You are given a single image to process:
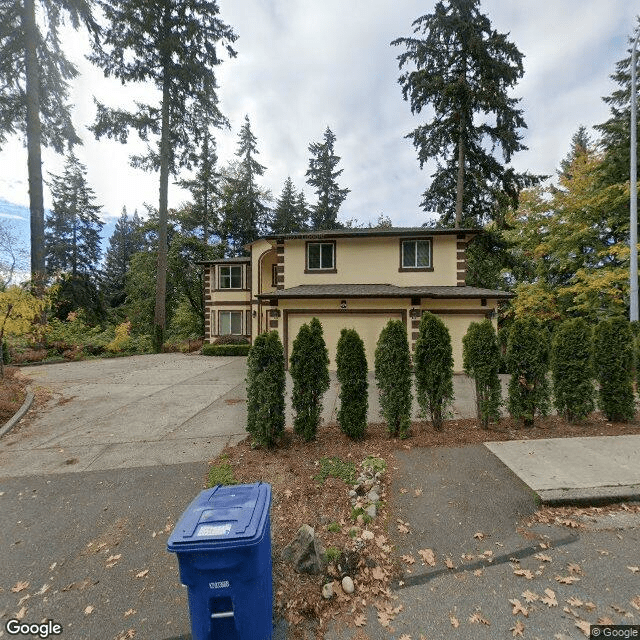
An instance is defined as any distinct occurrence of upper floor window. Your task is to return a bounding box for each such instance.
[401,239,432,269]
[219,265,243,289]
[307,242,335,271]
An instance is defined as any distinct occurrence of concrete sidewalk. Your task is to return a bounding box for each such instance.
[485,435,640,504]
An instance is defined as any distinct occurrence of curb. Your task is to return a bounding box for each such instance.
[0,387,34,439]
[537,485,640,507]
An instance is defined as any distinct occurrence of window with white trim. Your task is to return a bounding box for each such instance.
[219,310,243,336]
[401,239,432,268]
[219,265,243,289]
[307,242,334,270]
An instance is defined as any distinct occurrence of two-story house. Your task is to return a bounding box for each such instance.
[200,228,513,371]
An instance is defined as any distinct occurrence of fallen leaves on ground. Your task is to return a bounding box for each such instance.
[575,620,591,637]
[534,553,552,562]
[513,568,534,580]
[469,610,490,625]
[418,549,436,566]
[444,556,454,569]
[556,575,580,584]
[15,606,26,620]
[628,566,639,573]
[354,614,366,627]
[124,609,136,618]
[511,620,525,637]
[473,532,485,540]
[135,569,149,578]
[449,613,459,628]
[522,590,538,603]
[106,554,122,568]
[509,599,528,616]
[397,520,410,534]
[541,588,558,607]
[401,555,415,565]
[84,605,94,615]
[631,596,640,611]
[11,581,29,593]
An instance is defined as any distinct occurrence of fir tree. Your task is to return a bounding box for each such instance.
[45,151,103,277]
[306,127,350,230]
[392,0,539,228]
[88,0,237,350]
[0,0,97,293]
[219,116,270,255]
[295,189,310,230]
[102,207,144,307]
[271,177,305,234]
[558,126,591,180]
[177,127,220,246]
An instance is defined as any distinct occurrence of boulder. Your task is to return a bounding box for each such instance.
[281,524,327,574]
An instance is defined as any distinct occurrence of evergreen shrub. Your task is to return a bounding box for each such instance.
[246,331,285,447]
[550,318,594,422]
[414,311,453,430]
[202,343,250,356]
[289,318,330,441]
[462,320,501,429]
[336,328,368,439]
[374,319,412,438]
[506,317,550,427]
[593,317,635,421]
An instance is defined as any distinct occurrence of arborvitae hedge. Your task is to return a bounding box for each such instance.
[374,319,412,438]
[414,311,453,430]
[202,343,251,356]
[246,330,285,447]
[593,317,635,422]
[506,317,550,427]
[289,317,330,441]
[462,320,501,429]
[550,318,594,423]
[336,328,368,439]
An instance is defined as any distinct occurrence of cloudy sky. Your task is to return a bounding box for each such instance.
[0,0,638,232]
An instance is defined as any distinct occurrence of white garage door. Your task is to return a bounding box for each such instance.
[435,314,489,372]
[287,313,403,370]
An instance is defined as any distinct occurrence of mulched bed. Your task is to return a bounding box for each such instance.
[0,367,27,423]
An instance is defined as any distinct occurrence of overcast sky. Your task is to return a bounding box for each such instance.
[0,0,638,230]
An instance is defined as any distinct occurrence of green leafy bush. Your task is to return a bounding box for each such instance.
[290,317,330,441]
[202,343,251,356]
[246,331,285,447]
[551,318,594,422]
[414,311,453,430]
[462,320,502,429]
[374,319,412,438]
[506,317,550,427]
[593,317,635,421]
[336,328,368,439]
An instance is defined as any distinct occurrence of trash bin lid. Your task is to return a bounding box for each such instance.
[167,483,271,552]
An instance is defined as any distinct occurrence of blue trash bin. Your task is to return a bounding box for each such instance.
[167,482,272,640]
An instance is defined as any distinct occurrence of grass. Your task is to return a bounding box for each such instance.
[314,456,357,485]
[325,546,341,563]
[207,456,237,487]
[326,522,341,533]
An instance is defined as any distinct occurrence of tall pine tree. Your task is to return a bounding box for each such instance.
[45,151,103,277]
[271,177,305,234]
[219,116,270,255]
[306,127,350,230]
[0,0,97,293]
[102,207,144,307]
[392,0,537,228]
[177,127,220,246]
[88,0,237,350]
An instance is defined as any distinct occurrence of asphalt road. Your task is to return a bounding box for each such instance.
[326,446,640,640]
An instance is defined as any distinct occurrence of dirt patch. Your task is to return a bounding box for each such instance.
[211,413,640,638]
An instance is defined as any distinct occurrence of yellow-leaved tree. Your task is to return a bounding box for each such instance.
[0,286,46,378]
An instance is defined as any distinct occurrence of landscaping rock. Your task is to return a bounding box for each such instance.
[322,582,334,599]
[365,503,377,519]
[281,524,327,574]
[348,489,357,498]
[366,489,380,503]
[341,576,355,594]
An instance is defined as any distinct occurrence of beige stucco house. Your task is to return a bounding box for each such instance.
[200,228,513,371]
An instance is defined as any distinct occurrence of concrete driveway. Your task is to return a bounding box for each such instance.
[0,354,248,478]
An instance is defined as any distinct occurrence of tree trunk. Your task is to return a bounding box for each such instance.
[153,69,171,352]
[455,135,464,230]
[21,0,46,296]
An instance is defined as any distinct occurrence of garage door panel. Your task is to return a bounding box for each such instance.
[287,313,402,370]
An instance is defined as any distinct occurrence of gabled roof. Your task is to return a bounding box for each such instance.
[257,284,513,299]
[260,227,481,242]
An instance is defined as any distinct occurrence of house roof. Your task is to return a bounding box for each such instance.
[259,227,481,242]
[196,256,250,265]
[256,284,514,300]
